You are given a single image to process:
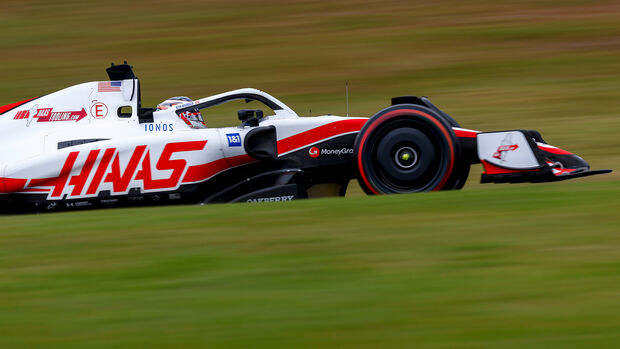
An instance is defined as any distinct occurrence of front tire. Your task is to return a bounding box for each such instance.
[355,105,460,194]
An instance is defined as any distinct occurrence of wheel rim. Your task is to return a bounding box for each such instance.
[362,117,452,193]
[394,146,417,169]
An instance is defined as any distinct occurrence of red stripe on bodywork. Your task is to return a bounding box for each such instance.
[278,119,367,154]
[0,178,28,193]
[453,128,478,138]
[0,97,38,116]
[183,119,365,184]
[28,152,80,198]
[226,154,254,167]
[183,119,368,185]
[481,160,538,175]
[537,144,572,155]
[182,154,254,183]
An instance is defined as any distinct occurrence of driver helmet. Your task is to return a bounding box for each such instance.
[157,96,205,129]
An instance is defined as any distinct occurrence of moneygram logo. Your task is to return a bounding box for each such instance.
[309,147,320,158]
[321,148,354,156]
[309,147,354,158]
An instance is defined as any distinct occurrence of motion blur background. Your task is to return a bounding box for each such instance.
[1,1,619,348]
[1,0,618,181]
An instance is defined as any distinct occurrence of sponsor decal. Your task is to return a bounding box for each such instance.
[176,103,192,109]
[320,148,354,156]
[478,131,539,169]
[91,102,108,119]
[226,133,242,147]
[175,100,199,110]
[144,123,174,132]
[247,195,295,203]
[492,134,519,161]
[101,199,119,205]
[98,81,121,92]
[14,105,87,126]
[24,140,208,200]
[309,147,319,158]
[309,147,353,158]
[14,110,30,120]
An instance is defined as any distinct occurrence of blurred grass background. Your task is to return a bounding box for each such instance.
[1,182,620,348]
[1,0,618,185]
[0,0,619,347]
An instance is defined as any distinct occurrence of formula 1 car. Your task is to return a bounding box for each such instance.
[0,64,611,212]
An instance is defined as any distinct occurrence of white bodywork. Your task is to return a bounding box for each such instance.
[0,78,363,200]
[477,131,541,169]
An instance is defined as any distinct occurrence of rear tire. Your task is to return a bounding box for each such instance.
[355,105,461,194]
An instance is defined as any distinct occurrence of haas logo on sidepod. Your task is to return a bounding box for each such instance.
[24,140,208,200]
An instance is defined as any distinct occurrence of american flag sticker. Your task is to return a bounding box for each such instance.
[98,81,122,92]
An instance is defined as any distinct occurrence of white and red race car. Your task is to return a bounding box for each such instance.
[0,64,611,212]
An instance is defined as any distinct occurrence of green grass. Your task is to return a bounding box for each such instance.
[1,181,619,348]
[1,1,620,347]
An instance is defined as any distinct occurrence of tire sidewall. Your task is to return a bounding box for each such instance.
[354,104,459,194]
